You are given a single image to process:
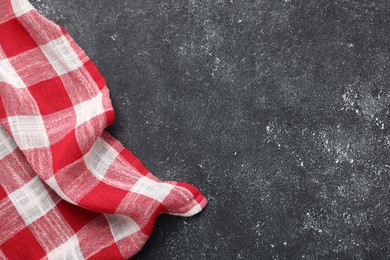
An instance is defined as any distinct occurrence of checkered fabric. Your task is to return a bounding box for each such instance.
[0,0,207,259]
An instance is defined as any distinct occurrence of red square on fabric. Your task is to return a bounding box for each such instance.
[0,18,38,57]
[0,227,45,259]
[28,77,73,115]
[84,60,106,90]
[0,97,6,119]
[56,200,100,233]
[119,149,149,176]
[105,110,115,126]
[79,182,128,214]
[0,185,7,201]
[89,244,123,260]
[51,129,83,173]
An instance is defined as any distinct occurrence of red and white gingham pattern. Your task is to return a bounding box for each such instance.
[0,0,207,258]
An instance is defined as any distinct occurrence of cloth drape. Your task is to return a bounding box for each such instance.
[0,0,207,259]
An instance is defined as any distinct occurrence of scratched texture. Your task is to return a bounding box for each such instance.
[31,0,390,259]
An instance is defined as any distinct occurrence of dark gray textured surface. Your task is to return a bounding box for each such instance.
[31,0,390,259]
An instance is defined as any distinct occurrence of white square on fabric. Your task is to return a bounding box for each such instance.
[40,36,83,76]
[105,214,140,242]
[8,176,55,225]
[131,177,175,202]
[0,59,26,88]
[10,0,35,17]
[8,115,50,150]
[74,92,105,127]
[47,235,83,260]
[84,137,119,180]
[0,125,17,160]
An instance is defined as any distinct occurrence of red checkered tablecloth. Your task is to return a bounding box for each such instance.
[0,0,207,259]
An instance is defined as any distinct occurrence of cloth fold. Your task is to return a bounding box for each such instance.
[0,0,207,259]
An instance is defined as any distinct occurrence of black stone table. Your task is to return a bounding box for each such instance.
[31,0,390,259]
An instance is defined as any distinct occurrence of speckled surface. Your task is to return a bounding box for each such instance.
[30,0,390,259]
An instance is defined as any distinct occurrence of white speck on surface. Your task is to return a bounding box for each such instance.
[111,33,118,41]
